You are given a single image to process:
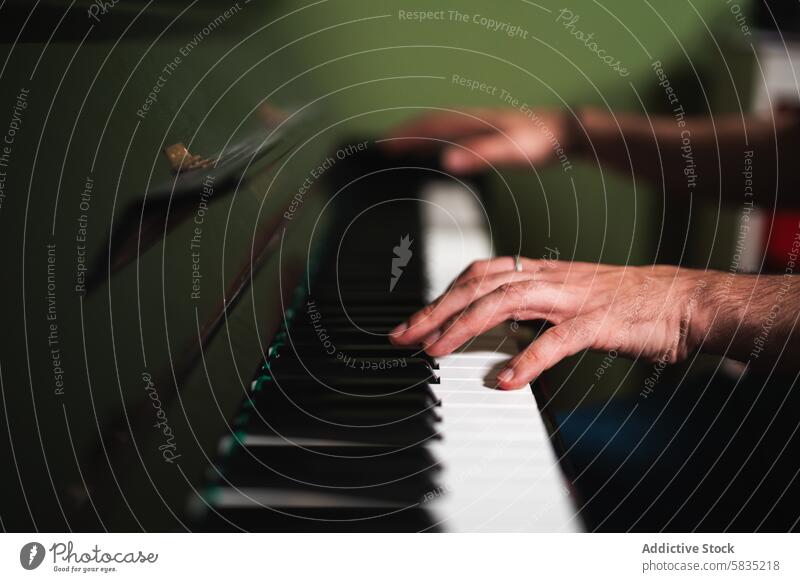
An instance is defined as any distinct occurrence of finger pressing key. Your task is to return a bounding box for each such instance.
[390,271,537,345]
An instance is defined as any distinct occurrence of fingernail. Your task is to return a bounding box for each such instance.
[390,322,408,336]
[421,329,442,347]
[497,368,514,383]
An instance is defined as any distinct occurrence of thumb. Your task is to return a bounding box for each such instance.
[496,318,593,389]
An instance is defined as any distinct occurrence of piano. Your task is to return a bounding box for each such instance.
[0,1,580,532]
[186,153,580,531]
[4,1,800,534]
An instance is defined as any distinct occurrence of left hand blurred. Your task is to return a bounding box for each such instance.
[381,108,575,173]
[389,257,711,389]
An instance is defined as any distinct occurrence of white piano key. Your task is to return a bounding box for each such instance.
[421,180,580,532]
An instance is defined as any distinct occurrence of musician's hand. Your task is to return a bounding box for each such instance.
[389,259,712,389]
[382,109,577,173]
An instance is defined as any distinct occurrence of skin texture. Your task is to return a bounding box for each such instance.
[389,258,800,389]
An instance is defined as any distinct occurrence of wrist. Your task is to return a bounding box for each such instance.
[564,107,591,159]
[664,268,717,359]
[684,269,726,356]
[689,271,768,361]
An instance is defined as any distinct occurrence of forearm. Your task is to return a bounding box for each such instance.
[695,270,800,366]
[573,108,800,208]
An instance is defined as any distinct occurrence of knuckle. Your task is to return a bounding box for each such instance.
[520,278,547,293]
[410,302,437,326]
[464,277,483,293]
[567,317,594,339]
[516,345,541,366]
[455,302,487,330]
[546,324,572,345]
[442,313,464,334]
[423,301,439,316]
[455,306,470,321]
[495,282,516,295]
[492,284,521,310]
[550,317,594,346]
[496,280,537,304]
[466,259,489,278]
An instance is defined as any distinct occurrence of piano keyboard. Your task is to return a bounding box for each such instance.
[190,175,579,531]
[420,182,578,531]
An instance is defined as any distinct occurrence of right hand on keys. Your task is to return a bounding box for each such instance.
[389,257,715,390]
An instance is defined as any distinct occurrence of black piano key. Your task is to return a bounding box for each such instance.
[255,385,439,409]
[267,357,439,387]
[218,445,440,493]
[194,184,445,532]
[196,504,439,533]
[284,329,398,346]
[239,416,442,448]
[282,340,438,368]
[250,392,440,427]
[248,404,440,430]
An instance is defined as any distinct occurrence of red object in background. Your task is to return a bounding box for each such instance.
[764,211,800,270]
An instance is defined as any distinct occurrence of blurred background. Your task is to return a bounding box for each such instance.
[0,0,768,530]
